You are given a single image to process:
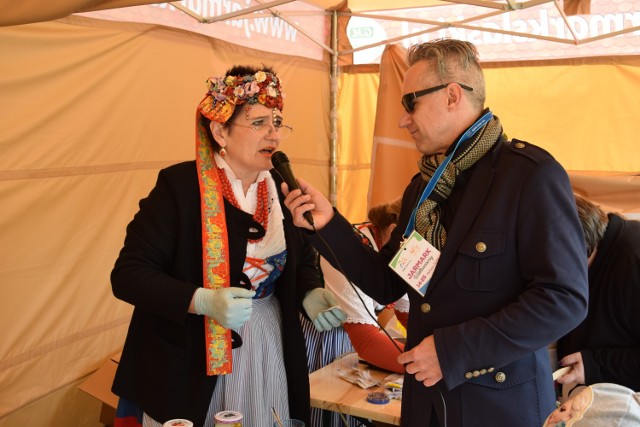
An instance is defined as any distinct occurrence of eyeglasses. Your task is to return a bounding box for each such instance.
[229,120,293,139]
[401,82,474,113]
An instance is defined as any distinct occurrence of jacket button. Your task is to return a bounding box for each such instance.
[488,367,495,373]
[465,372,473,379]
[472,370,480,378]
[480,369,487,375]
[515,142,525,149]
[475,242,487,253]
[495,372,506,383]
[420,303,431,313]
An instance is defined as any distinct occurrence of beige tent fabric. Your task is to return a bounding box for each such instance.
[368,45,640,216]
[0,0,162,26]
[334,65,380,221]
[0,2,638,420]
[368,44,419,212]
[0,16,329,417]
[564,0,591,16]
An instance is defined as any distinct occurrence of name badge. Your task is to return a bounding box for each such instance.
[388,230,441,296]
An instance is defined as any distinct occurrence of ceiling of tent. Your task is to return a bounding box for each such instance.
[3,1,639,63]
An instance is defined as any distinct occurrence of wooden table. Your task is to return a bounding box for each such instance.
[309,352,402,426]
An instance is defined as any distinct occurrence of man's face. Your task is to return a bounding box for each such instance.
[398,61,454,156]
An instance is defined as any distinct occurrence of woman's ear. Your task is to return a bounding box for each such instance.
[210,122,226,147]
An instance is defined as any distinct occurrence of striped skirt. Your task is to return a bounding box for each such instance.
[144,295,289,427]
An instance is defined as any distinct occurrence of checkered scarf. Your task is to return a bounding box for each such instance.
[415,115,503,250]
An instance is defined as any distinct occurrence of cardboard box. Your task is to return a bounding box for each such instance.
[79,353,121,426]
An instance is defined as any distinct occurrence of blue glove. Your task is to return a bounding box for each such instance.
[194,287,256,330]
[303,288,347,332]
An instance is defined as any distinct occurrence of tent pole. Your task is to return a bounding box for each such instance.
[329,11,338,207]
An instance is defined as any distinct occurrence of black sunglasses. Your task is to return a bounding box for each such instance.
[401,82,474,113]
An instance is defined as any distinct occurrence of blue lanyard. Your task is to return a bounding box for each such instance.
[403,111,493,239]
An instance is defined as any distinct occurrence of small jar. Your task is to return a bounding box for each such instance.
[163,420,193,427]
[214,410,243,427]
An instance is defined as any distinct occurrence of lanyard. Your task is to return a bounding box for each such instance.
[403,111,493,239]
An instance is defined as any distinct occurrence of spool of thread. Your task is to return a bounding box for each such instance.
[367,391,390,405]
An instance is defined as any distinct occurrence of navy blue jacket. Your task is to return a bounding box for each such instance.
[311,138,588,427]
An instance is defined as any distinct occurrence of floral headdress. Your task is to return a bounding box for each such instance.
[197,70,285,124]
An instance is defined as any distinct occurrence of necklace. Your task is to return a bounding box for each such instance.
[216,167,269,243]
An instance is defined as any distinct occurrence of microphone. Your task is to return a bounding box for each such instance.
[271,151,315,226]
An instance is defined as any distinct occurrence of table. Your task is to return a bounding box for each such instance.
[309,352,402,426]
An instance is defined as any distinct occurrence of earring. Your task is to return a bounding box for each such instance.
[220,147,227,157]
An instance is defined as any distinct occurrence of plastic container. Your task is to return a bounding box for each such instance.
[214,410,243,427]
[163,420,193,427]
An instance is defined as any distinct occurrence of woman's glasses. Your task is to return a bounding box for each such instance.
[401,82,473,113]
[229,121,293,139]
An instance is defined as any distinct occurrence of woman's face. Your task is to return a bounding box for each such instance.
[212,104,283,182]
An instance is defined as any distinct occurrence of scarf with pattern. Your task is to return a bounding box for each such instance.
[415,115,503,250]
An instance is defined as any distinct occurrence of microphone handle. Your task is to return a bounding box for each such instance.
[276,165,315,226]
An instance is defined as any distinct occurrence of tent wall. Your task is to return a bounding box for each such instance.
[2,5,640,424]
[334,65,380,221]
[0,16,330,419]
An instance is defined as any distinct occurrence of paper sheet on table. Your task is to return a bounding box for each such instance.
[336,367,380,389]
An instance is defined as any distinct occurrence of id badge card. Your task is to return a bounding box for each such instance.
[389,230,441,296]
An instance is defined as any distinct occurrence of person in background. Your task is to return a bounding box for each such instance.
[556,194,640,391]
[302,197,408,427]
[322,197,409,374]
[543,383,640,427]
[284,38,588,427]
[111,65,345,427]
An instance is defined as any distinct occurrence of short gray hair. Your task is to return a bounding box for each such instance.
[407,39,486,110]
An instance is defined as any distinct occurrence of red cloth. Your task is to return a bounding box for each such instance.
[343,322,405,373]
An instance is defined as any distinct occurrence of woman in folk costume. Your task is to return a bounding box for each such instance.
[111,65,345,427]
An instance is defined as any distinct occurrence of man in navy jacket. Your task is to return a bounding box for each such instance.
[283,39,588,427]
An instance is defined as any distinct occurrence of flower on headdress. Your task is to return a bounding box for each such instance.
[198,70,285,124]
[245,81,260,96]
[234,86,245,98]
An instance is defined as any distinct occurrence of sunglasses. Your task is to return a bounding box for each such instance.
[401,82,474,113]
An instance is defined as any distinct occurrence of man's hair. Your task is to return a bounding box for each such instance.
[574,193,608,258]
[407,38,485,110]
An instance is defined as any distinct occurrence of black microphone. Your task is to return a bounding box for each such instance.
[271,151,315,226]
